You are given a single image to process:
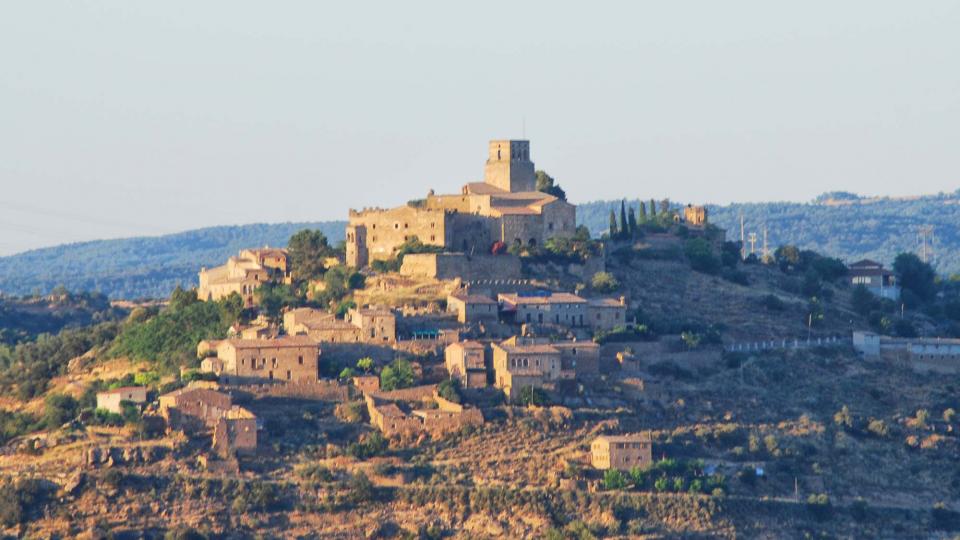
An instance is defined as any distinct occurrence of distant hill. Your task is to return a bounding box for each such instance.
[578,192,960,276]
[3,192,959,300]
[0,222,346,300]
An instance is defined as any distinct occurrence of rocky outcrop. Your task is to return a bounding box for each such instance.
[83,445,167,468]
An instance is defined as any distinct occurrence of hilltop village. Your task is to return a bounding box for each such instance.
[2,140,960,539]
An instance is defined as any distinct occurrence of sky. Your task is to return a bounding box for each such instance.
[1,1,958,256]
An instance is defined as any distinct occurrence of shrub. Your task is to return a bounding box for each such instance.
[653,477,669,492]
[602,469,626,490]
[379,359,415,391]
[437,379,462,403]
[590,272,620,293]
[762,294,785,311]
[43,393,78,429]
[346,431,388,460]
[685,238,720,275]
[516,386,548,407]
[867,418,889,438]
[0,478,51,527]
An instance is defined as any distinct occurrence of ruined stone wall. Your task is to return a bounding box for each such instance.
[346,206,450,265]
[371,384,438,403]
[239,380,349,402]
[216,341,319,384]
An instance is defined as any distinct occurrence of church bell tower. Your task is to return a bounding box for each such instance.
[483,140,536,193]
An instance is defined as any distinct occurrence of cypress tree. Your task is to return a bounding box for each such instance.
[639,201,647,221]
[619,200,628,239]
[627,207,638,238]
[650,199,657,221]
[608,210,618,238]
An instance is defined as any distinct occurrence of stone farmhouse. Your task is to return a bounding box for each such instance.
[199,336,320,384]
[345,140,577,267]
[491,336,600,400]
[848,259,900,300]
[96,386,148,415]
[447,292,498,324]
[591,433,653,471]
[498,291,628,331]
[212,406,258,458]
[444,340,488,388]
[159,383,258,459]
[159,383,233,432]
[198,247,291,308]
[283,306,397,344]
[365,386,483,439]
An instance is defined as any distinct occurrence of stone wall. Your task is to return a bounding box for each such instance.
[239,380,349,402]
[400,253,521,281]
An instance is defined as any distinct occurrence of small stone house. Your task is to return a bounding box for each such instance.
[491,336,600,399]
[96,387,148,415]
[351,375,380,394]
[446,292,498,324]
[586,297,628,331]
[591,433,653,471]
[283,306,397,344]
[159,384,233,431]
[444,341,488,388]
[212,406,258,458]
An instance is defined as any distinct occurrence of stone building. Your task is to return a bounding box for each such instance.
[96,387,148,415]
[159,384,233,432]
[444,340,488,388]
[683,205,708,226]
[586,297,628,331]
[447,292,498,324]
[498,291,627,331]
[283,306,397,344]
[853,331,960,373]
[198,247,290,308]
[351,375,380,394]
[346,140,577,267]
[212,406,258,458]
[200,336,320,384]
[591,433,653,471]
[491,336,599,399]
[365,390,483,439]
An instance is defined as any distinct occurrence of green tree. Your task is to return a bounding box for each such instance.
[627,207,638,238]
[169,286,199,311]
[379,359,415,391]
[619,200,628,239]
[338,367,355,380]
[608,210,618,238]
[437,378,462,403]
[356,357,374,373]
[347,272,366,290]
[659,199,670,217]
[893,253,937,303]
[535,170,566,200]
[639,201,647,221]
[850,285,877,316]
[516,385,548,406]
[43,393,78,429]
[254,283,297,322]
[650,199,657,221]
[590,272,620,293]
[685,238,720,275]
[603,469,627,490]
[288,229,335,281]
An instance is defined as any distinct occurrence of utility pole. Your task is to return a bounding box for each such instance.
[762,226,769,262]
[748,233,757,257]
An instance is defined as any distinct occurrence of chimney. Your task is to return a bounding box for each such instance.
[619,296,626,306]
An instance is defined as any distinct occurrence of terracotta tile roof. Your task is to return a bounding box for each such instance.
[224,336,318,349]
[499,292,587,305]
[595,433,652,444]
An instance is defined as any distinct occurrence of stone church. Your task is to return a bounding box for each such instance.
[345,140,576,267]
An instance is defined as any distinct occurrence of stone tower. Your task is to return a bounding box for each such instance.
[483,140,536,193]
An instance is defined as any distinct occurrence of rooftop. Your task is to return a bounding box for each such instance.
[595,433,652,444]
[224,336,319,349]
[499,292,586,305]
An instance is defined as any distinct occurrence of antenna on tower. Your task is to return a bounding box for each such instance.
[740,211,746,260]
[748,232,758,258]
[762,225,770,262]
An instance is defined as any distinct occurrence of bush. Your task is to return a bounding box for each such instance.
[850,497,869,522]
[516,386,548,407]
[43,393,78,429]
[379,359,416,391]
[932,502,960,530]
[602,469,626,490]
[590,272,620,293]
[437,379,461,403]
[346,431,388,460]
[685,238,720,275]
[0,478,51,527]
[762,294,785,311]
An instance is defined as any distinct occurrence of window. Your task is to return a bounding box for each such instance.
[298,356,303,365]
[286,370,291,380]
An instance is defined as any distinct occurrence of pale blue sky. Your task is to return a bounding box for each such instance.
[1,1,958,255]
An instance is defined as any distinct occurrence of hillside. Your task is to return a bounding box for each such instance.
[0,222,346,300]
[577,192,960,276]
[3,191,960,301]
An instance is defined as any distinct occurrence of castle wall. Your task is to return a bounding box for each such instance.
[400,253,521,281]
[346,206,450,266]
